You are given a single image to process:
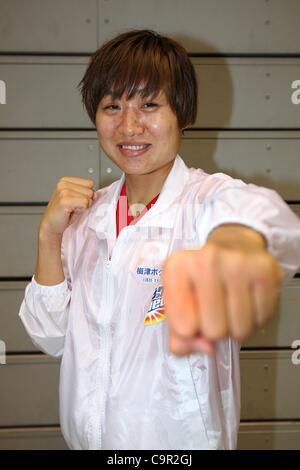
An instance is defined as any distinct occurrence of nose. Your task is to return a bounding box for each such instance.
[118,108,144,136]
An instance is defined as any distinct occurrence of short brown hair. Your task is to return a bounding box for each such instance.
[78,29,198,130]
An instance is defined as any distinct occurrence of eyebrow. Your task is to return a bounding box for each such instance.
[101,91,164,102]
[106,85,163,97]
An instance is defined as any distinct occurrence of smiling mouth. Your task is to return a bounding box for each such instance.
[117,144,152,157]
[118,144,151,150]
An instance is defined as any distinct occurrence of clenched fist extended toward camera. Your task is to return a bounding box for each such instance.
[162,224,283,356]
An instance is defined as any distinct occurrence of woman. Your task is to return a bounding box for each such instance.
[19,29,300,450]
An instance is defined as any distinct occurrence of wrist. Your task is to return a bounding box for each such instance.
[207,224,267,252]
[38,228,63,246]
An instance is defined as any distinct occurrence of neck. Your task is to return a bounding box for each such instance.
[125,159,175,208]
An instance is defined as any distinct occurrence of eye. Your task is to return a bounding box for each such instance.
[104,104,119,110]
[143,102,158,109]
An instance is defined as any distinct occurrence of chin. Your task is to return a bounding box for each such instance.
[118,158,150,171]
[122,166,150,176]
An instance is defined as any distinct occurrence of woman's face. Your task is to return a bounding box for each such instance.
[95,89,182,175]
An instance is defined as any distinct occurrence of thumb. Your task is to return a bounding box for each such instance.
[92,191,100,201]
[69,206,85,226]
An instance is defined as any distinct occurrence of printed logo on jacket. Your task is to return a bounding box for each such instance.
[144,285,166,325]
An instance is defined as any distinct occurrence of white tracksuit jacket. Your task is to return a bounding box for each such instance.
[19,155,300,450]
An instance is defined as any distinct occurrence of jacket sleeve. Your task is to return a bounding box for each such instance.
[196,177,300,285]
[18,235,71,358]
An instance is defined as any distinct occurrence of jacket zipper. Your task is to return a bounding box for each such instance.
[95,257,112,449]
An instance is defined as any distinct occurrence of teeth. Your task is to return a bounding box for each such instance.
[121,144,149,150]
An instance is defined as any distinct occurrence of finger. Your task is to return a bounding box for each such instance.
[190,333,215,355]
[168,331,194,356]
[248,255,283,328]
[61,189,94,211]
[252,281,281,328]
[163,251,198,339]
[59,182,95,199]
[190,250,228,341]
[92,191,100,200]
[226,279,254,342]
[61,176,95,188]
[169,329,215,356]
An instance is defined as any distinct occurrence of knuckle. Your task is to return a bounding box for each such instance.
[230,326,250,343]
[177,322,197,339]
[256,315,268,329]
[226,254,245,281]
[59,188,69,198]
[237,329,252,343]
[202,242,217,259]
[200,244,219,268]
[268,257,284,285]
[256,275,270,287]
[56,179,66,191]
[168,335,188,357]
[163,249,184,271]
[202,323,227,342]
[230,318,254,342]
[254,257,276,285]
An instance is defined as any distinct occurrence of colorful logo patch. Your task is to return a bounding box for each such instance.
[144,285,166,325]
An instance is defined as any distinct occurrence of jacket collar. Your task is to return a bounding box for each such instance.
[87,154,190,235]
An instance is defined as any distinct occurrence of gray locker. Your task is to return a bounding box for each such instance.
[0,427,68,450]
[99,0,300,54]
[2,0,300,54]
[1,57,300,129]
[98,148,121,187]
[0,355,60,426]
[101,130,300,200]
[0,0,97,53]
[0,131,100,202]
[0,206,44,277]
[243,279,300,348]
[193,58,300,129]
[0,422,299,450]
[180,131,300,201]
[237,422,300,450]
[1,422,299,450]
[0,57,90,128]
[0,281,39,352]
[240,350,300,420]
